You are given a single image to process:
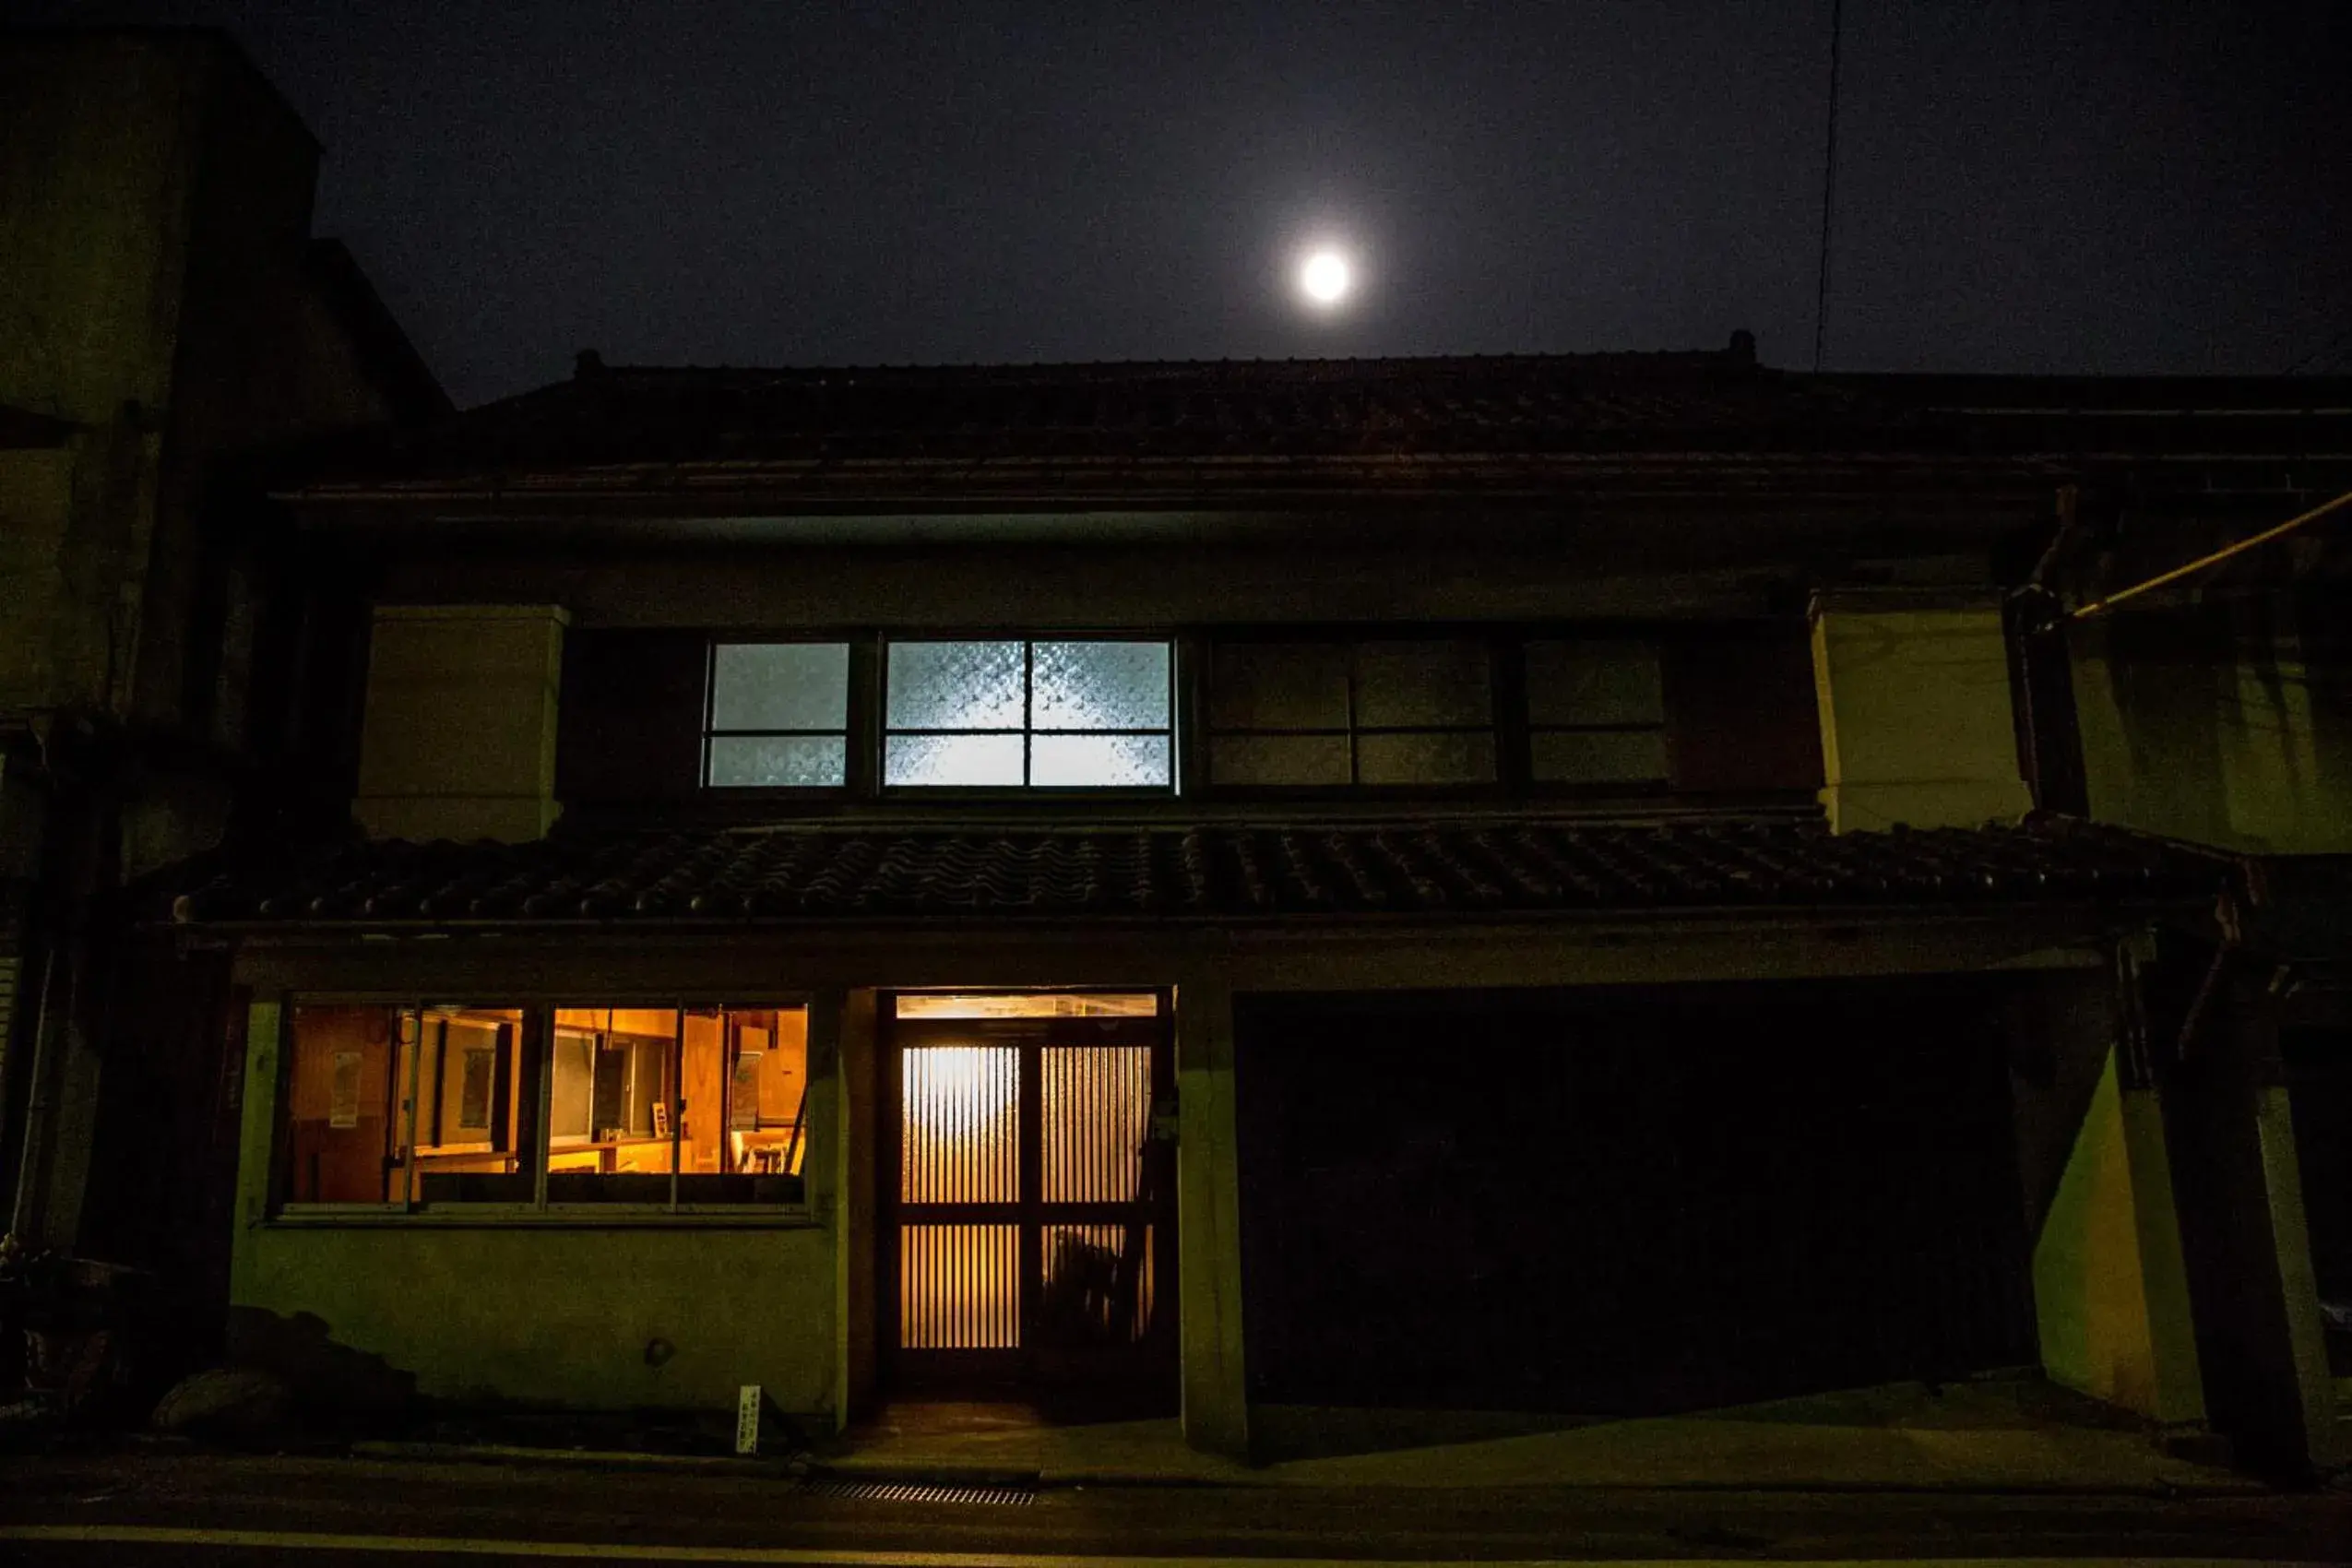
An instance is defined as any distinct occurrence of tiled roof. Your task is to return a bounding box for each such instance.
[278,345,2002,493]
[272,350,2352,509]
[164,817,2225,928]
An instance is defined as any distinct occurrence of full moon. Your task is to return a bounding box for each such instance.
[1300,249,1352,306]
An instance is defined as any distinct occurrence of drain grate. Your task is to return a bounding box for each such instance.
[800,1476,1038,1506]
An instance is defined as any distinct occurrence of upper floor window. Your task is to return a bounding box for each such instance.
[566,622,1821,812]
[884,639,1173,789]
[705,642,851,788]
[1207,639,1495,787]
[1525,639,1667,785]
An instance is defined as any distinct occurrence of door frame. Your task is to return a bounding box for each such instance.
[877,988,1178,1396]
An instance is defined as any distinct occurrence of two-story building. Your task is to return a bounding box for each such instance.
[154,344,2351,1470]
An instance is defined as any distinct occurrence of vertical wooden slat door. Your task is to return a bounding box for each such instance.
[897,1044,1022,1352]
[884,995,1173,1393]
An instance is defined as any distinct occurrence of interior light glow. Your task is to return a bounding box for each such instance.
[905,1046,1017,1132]
[895,992,1160,1019]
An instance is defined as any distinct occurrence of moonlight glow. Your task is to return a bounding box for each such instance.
[1300,249,1353,307]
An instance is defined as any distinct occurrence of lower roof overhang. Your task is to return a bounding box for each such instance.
[157,815,2234,994]
[201,905,2154,1000]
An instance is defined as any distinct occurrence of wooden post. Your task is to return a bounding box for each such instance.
[2166,974,2341,1474]
[1175,963,1250,1459]
[227,997,284,1333]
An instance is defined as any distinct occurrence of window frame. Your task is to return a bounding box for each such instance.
[267,993,819,1226]
[670,622,1731,807]
[700,637,857,793]
[1201,630,1511,796]
[1518,635,1675,797]
[877,632,1180,796]
[1191,624,1705,800]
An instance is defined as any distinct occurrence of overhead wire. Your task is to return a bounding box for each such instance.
[1812,0,1845,374]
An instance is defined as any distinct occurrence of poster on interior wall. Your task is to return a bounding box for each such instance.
[458,1049,495,1131]
[731,1050,765,1130]
[651,1100,671,1139]
[329,1051,363,1129]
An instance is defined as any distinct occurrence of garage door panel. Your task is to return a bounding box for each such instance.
[1235,980,2035,1414]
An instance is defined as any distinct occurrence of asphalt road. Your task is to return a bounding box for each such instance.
[3,1448,2349,1564]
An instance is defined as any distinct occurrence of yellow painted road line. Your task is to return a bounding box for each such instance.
[0,1532,2327,1568]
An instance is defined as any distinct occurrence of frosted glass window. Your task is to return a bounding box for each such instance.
[1532,729,1669,784]
[885,638,1173,790]
[1031,734,1170,787]
[1358,731,1496,785]
[711,644,849,731]
[1032,641,1170,730]
[707,736,848,788]
[1207,644,1349,730]
[1526,640,1664,728]
[705,642,850,788]
[1525,639,1669,786]
[885,641,1026,731]
[1208,734,1351,787]
[885,734,1027,787]
[1355,642,1492,729]
[1206,638,1496,787]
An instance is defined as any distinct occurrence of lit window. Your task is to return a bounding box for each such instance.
[280,1004,528,1206]
[279,1004,808,1212]
[1207,640,1495,786]
[548,1005,807,1205]
[705,642,850,788]
[1525,639,1668,784]
[884,639,1172,789]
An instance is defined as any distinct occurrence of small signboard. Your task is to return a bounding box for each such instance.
[736,1384,764,1455]
[329,1051,362,1129]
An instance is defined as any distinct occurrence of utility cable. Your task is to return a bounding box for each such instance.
[1812,0,1845,374]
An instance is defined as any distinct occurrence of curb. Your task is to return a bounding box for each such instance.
[343,1439,2273,1500]
[347,1440,806,1479]
[350,1442,1239,1490]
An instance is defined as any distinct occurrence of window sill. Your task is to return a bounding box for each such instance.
[263,1205,819,1230]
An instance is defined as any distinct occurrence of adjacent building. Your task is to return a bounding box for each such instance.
[0,26,445,1366]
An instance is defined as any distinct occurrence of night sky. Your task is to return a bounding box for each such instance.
[20,1,2352,408]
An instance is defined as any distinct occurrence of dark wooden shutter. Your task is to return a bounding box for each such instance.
[556,629,707,810]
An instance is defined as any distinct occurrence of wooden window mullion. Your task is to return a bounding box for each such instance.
[665,1007,683,1212]
[1344,641,1361,786]
[849,636,881,798]
[1497,636,1532,794]
[518,1008,552,1209]
[701,639,719,792]
[398,1009,427,1206]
